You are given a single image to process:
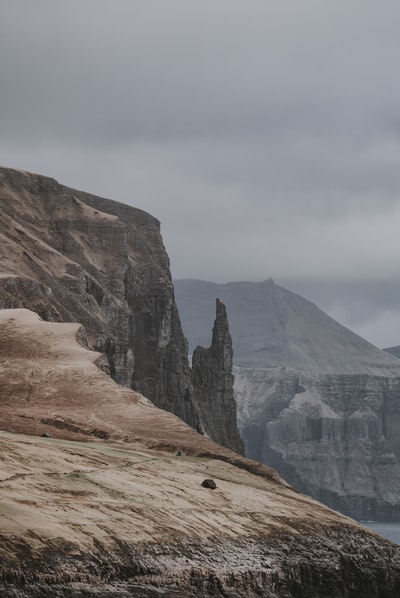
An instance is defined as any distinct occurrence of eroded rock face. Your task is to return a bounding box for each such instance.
[192,299,245,454]
[236,366,400,520]
[2,529,400,597]
[175,278,400,520]
[1,259,400,597]
[0,167,241,452]
[175,278,400,375]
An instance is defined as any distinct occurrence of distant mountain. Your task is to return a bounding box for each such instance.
[384,346,400,359]
[175,278,400,519]
[174,278,400,376]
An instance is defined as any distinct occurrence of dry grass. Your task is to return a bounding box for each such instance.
[0,309,372,561]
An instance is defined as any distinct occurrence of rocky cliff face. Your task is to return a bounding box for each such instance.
[175,278,400,375]
[235,366,400,520]
[175,278,400,520]
[0,166,240,452]
[1,308,400,598]
[192,299,244,454]
[3,524,400,597]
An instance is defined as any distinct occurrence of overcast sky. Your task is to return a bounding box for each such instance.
[1,1,400,347]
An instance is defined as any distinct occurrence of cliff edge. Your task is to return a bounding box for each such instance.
[0,308,399,597]
[175,279,400,520]
[0,166,241,453]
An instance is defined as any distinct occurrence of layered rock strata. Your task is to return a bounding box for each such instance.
[0,166,239,452]
[175,278,400,520]
[235,366,400,520]
[192,299,244,454]
[1,308,400,597]
[2,523,400,597]
[174,278,400,375]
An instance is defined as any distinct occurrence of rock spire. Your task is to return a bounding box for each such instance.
[192,299,245,454]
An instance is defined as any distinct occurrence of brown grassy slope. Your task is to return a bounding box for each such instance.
[0,308,278,474]
[0,308,362,545]
[2,309,400,597]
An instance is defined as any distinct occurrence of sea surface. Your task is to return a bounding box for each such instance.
[362,522,400,545]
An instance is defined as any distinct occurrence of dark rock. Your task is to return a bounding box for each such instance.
[175,278,400,520]
[1,530,400,597]
[201,478,217,489]
[0,167,244,453]
[175,278,400,375]
[41,432,51,438]
[0,167,196,428]
[192,299,245,455]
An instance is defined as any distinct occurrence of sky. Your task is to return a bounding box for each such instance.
[1,1,400,348]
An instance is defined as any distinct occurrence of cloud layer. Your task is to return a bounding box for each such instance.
[2,1,400,345]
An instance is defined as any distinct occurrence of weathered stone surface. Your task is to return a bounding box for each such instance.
[1,530,400,597]
[235,366,400,520]
[192,299,245,454]
[175,278,400,375]
[0,265,400,597]
[175,278,400,520]
[0,167,243,453]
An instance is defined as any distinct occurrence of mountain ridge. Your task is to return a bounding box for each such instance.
[384,345,400,359]
[174,278,400,375]
[175,278,400,519]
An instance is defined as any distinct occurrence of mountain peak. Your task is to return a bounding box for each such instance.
[174,278,400,376]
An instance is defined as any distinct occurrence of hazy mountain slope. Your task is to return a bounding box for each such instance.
[175,278,400,519]
[384,346,400,359]
[2,308,399,596]
[175,278,400,375]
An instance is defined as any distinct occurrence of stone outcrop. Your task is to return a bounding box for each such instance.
[0,167,241,452]
[192,299,244,454]
[2,527,400,597]
[235,366,400,521]
[1,307,400,597]
[175,278,400,375]
[175,278,400,520]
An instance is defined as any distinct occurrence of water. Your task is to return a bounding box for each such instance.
[362,522,400,545]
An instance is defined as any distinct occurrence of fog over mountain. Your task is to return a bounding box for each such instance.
[175,278,400,520]
[2,2,400,348]
[175,278,400,375]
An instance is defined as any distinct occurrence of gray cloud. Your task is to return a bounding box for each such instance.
[1,1,400,346]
